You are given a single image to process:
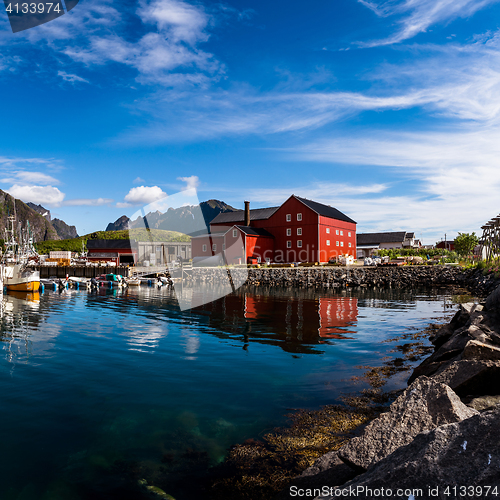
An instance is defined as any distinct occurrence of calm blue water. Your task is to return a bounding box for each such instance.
[0,285,455,500]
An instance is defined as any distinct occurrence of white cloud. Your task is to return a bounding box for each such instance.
[7,184,65,206]
[137,0,209,45]
[58,71,89,83]
[123,185,167,204]
[178,175,199,190]
[63,198,114,206]
[133,176,145,184]
[358,0,500,46]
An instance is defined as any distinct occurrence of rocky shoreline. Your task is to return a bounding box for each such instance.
[272,282,500,499]
[191,266,500,298]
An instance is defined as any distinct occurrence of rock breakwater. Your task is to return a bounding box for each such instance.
[191,266,500,297]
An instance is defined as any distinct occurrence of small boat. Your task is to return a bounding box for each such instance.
[127,278,141,286]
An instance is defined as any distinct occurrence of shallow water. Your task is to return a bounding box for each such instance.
[0,285,455,499]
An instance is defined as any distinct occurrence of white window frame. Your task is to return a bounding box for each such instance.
[348,232,351,237]
[202,244,207,252]
[340,230,344,236]
[233,229,237,238]
[336,241,339,247]
[326,240,330,246]
[286,228,292,236]
[297,240,302,248]
[336,229,339,235]
[341,241,344,247]
[212,244,217,252]
[287,240,292,248]
[348,242,351,248]
[297,213,302,221]
[297,228,302,235]
[326,228,330,234]
[286,214,291,222]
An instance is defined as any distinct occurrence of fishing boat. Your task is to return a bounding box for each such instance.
[2,215,40,292]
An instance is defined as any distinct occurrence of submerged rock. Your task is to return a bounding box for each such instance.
[275,452,358,499]
[337,377,477,471]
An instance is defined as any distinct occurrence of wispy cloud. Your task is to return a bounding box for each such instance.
[63,198,114,206]
[358,0,500,46]
[0,0,228,87]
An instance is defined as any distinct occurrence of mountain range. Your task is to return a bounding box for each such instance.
[106,199,237,234]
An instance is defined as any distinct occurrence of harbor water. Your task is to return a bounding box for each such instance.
[0,285,455,499]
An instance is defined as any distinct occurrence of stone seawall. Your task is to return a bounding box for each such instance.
[191,266,500,296]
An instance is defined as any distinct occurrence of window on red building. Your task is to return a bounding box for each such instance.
[287,241,291,248]
[327,240,330,246]
[286,228,291,236]
[297,228,302,235]
[202,244,207,252]
[297,240,302,247]
[286,214,291,221]
[297,213,302,221]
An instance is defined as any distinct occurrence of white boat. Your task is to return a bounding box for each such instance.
[127,278,141,286]
[2,215,40,293]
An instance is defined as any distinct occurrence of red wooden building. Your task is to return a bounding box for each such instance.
[191,195,356,264]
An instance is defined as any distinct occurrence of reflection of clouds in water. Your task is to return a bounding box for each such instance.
[124,323,168,352]
[181,329,199,360]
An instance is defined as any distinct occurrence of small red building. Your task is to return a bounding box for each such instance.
[87,239,138,265]
[192,195,356,264]
[436,241,455,251]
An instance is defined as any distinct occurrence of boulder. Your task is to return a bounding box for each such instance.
[337,377,477,470]
[275,452,358,499]
[433,359,500,397]
[318,407,500,500]
[465,395,500,412]
[463,340,500,361]
[485,284,500,312]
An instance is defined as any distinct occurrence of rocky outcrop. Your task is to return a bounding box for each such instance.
[106,215,131,231]
[0,189,59,242]
[319,407,500,499]
[276,284,500,500]
[337,377,477,471]
[52,218,78,239]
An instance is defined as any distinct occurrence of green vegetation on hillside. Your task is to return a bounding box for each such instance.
[35,229,190,254]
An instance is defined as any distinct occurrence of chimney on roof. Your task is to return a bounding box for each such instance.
[244,200,250,227]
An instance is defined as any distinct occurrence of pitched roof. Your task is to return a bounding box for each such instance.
[210,206,279,224]
[405,232,415,239]
[87,239,138,250]
[294,196,356,224]
[356,232,407,245]
[235,226,274,237]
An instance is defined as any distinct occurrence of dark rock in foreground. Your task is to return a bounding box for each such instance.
[319,407,500,500]
[337,377,477,471]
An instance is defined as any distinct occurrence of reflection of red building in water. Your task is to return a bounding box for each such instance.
[191,195,356,264]
[193,291,358,342]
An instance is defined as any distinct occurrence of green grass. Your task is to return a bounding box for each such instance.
[35,229,190,254]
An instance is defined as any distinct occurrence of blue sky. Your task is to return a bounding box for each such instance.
[1,0,500,243]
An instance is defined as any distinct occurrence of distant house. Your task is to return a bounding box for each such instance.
[191,195,357,264]
[356,231,419,258]
[436,240,455,251]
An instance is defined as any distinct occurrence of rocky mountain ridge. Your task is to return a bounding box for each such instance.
[0,190,60,242]
[106,199,237,234]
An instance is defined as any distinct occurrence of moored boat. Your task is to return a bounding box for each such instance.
[2,215,41,292]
